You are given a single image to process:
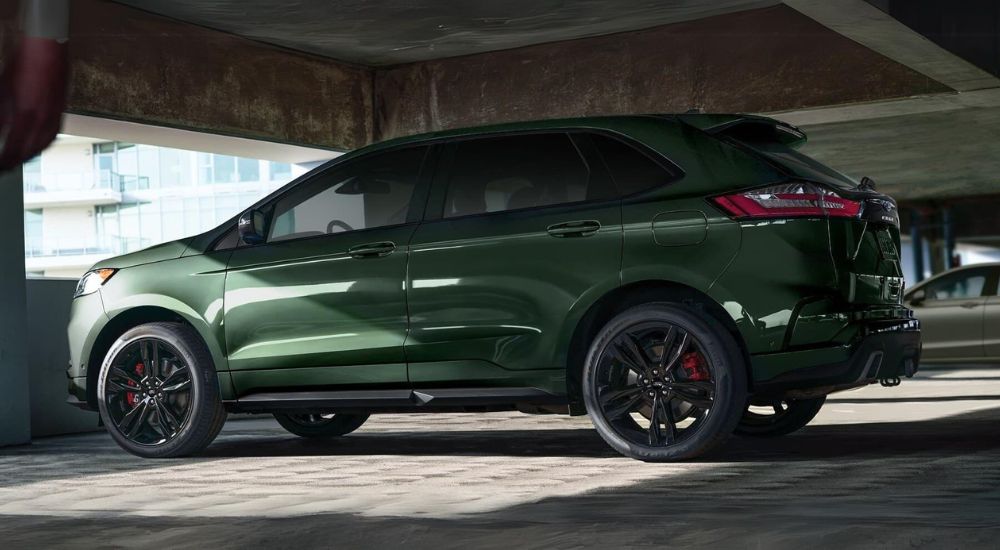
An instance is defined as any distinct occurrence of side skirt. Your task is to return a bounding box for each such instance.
[223,387,567,414]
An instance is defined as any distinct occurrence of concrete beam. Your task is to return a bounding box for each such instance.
[785,90,1000,201]
[65,0,373,151]
[785,0,1000,92]
[373,5,949,140]
[62,114,338,163]
[0,168,31,447]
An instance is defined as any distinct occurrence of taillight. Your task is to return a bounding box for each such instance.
[712,183,862,220]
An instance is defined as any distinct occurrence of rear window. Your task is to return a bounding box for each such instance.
[591,134,677,196]
[721,124,857,190]
[741,138,858,190]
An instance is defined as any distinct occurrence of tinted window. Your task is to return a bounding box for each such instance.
[592,134,675,196]
[443,133,610,218]
[268,147,427,242]
[923,268,990,300]
[214,227,240,250]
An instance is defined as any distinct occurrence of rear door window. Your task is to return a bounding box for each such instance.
[591,134,678,196]
[442,133,614,218]
[922,268,993,301]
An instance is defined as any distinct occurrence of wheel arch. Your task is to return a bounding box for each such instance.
[563,280,752,409]
[84,305,225,409]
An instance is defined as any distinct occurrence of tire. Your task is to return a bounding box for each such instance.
[273,413,369,438]
[97,322,226,458]
[583,302,748,461]
[735,396,825,437]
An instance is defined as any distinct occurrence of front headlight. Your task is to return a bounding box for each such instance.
[74,268,117,298]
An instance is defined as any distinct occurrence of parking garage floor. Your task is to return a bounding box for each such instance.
[2,365,999,549]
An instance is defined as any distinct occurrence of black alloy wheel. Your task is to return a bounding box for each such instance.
[273,412,369,438]
[98,322,226,458]
[584,303,746,461]
[103,338,192,446]
[735,396,826,437]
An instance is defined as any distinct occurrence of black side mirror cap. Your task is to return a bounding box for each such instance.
[238,209,267,245]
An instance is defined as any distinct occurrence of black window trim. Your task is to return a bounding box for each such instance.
[211,125,683,250]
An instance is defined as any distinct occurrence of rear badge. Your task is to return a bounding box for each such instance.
[876,231,898,260]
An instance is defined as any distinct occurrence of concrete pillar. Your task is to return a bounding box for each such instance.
[941,207,955,269]
[910,209,925,283]
[0,168,31,446]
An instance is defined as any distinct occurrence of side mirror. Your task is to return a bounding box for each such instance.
[238,209,266,245]
[908,289,926,306]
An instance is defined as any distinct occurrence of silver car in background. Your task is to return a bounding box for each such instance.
[904,263,1000,362]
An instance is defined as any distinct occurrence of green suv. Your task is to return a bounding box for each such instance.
[67,115,920,461]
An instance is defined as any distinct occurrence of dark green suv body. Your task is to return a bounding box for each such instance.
[67,115,921,460]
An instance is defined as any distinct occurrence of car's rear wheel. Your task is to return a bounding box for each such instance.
[735,396,825,437]
[583,303,747,461]
[273,413,369,438]
[97,322,226,458]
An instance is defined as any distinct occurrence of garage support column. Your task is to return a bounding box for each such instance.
[910,209,925,283]
[941,207,955,269]
[0,168,31,447]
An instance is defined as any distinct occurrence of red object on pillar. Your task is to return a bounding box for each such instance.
[0,0,70,170]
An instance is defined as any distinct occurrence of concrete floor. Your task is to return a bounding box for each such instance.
[2,365,999,549]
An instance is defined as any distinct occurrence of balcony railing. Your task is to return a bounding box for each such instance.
[23,171,149,194]
[24,236,152,259]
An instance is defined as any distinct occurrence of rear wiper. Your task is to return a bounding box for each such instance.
[859,176,877,191]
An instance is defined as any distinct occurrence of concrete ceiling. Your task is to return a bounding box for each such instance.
[796,91,1000,202]
[112,0,778,66]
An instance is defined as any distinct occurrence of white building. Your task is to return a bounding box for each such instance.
[24,135,309,278]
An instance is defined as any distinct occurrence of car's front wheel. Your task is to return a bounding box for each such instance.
[273,413,369,438]
[97,322,227,458]
[583,303,747,461]
[735,396,825,437]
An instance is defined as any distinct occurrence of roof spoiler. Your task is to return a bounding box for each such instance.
[677,114,808,149]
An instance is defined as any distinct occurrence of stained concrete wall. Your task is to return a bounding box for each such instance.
[65,0,374,151]
[2,2,950,151]
[374,5,950,139]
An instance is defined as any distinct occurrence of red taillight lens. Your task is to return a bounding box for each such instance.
[712,183,861,220]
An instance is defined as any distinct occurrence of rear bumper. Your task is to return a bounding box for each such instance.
[751,318,921,397]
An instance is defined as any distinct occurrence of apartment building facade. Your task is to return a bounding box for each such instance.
[24,136,308,278]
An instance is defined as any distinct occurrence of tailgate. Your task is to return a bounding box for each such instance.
[693,114,906,305]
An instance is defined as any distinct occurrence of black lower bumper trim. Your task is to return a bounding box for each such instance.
[755,319,921,397]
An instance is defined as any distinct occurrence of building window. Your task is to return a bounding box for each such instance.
[23,156,42,192]
[237,158,260,182]
[270,161,292,181]
[28,135,311,278]
[24,209,42,255]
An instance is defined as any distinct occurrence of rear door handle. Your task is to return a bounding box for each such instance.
[348,241,396,258]
[547,220,601,238]
[961,301,982,309]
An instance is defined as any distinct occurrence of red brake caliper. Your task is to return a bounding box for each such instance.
[125,362,145,408]
[680,351,710,381]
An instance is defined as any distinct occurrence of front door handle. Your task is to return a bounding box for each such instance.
[348,241,396,258]
[547,220,601,238]
[961,301,982,309]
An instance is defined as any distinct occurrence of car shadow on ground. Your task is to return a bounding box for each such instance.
[198,404,1000,461]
